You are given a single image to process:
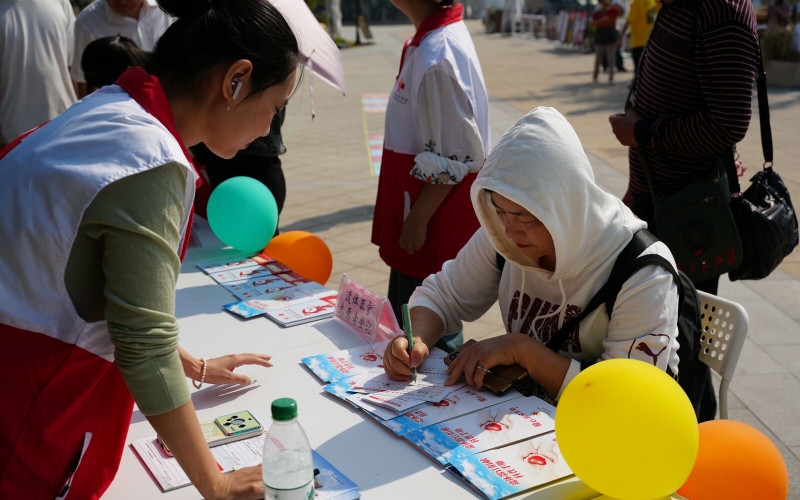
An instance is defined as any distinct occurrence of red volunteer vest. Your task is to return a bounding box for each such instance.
[0,68,197,500]
[371,5,482,280]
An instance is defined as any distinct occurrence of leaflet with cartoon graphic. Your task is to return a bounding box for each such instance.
[344,370,465,403]
[303,343,448,384]
[324,377,428,423]
[303,341,392,382]
[281,271,313,285]
[223,283,335,318]
[311,449,361,500]
[222,276,293,300]
[210,261,292,284]
[210,266,276,284]
[132,433,263,492]
[265,294,339,327]
[133,432,360,497]
[447,433,573,500]
[361,387,438,413]
[381,386,522,436]
[405,397,556,465]
[196,253,275,274]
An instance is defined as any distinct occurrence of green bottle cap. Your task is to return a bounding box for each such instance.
[271,398,298,421]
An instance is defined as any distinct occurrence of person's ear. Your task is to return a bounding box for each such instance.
[221,59,254,106]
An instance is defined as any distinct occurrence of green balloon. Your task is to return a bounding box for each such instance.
[207,177,278,252]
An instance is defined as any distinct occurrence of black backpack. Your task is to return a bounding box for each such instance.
[497,230,716,421]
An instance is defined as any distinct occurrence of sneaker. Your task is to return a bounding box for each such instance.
[609,79,614,85]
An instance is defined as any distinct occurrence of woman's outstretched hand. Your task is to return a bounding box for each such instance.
[204,353,273,385]
[180,347,272,386]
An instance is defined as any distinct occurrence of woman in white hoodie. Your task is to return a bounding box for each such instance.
[383,107,680,402]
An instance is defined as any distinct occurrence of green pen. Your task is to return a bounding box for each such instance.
[402,304,417,385]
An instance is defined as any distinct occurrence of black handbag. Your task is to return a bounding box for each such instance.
[627,6,797,283]
[727,57,799,281]
[625,3,744,284]
[637,148,743,283]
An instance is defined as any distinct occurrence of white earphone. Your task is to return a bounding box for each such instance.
[231,78,242,100]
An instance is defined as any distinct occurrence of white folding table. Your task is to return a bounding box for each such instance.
[104,230,670,500]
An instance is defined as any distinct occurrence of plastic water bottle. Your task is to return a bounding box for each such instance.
[263,398,314,500]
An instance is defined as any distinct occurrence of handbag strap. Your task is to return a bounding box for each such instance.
[719,39,773,196]
[756,52,774,168]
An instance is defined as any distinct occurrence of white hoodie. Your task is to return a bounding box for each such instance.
[410,107,679,400]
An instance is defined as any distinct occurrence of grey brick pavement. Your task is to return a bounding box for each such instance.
[276,21,800,498]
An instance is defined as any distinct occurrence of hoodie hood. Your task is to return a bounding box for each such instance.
[471,107,645,281]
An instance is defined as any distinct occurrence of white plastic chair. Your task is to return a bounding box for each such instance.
[697,291,749,419]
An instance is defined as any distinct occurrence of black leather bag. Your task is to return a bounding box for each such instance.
[727,57,799,281]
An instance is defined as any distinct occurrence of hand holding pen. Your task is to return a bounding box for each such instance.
[402,304,417,385]
[382,305,430,382]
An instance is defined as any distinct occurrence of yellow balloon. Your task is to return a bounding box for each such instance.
[555,359,698,500]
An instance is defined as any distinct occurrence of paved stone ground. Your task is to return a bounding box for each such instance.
[277,21,800,497]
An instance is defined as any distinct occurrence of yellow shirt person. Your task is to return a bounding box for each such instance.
[617,0,660,70]
[629,0,660,48]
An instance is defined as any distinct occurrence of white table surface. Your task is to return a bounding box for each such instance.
[102,233,607,500]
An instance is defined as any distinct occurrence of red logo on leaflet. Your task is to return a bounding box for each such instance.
[484,422,503,432]
[397,78,405,90]
[526,455,548,466]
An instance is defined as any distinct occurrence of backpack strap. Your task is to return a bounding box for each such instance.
[545,230,684,353]
[496,252,506,272]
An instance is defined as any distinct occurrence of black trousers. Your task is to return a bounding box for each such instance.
[388,269,463,353]
[631,193,719,295]
[631,46,644,71]
[200,152,286,236]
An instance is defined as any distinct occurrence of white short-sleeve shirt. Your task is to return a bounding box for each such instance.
[0,0,77,141]
[71,0,173,83]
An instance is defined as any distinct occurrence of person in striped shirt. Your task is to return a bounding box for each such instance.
[608,0,759,295]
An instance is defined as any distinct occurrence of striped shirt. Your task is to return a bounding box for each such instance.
[629,0,759,195]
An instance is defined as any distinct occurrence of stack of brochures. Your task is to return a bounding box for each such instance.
[197,254,337,327]
[302,342,574,500]
[133,433,360,499]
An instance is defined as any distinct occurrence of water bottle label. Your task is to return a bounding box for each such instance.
[264,480,314,500]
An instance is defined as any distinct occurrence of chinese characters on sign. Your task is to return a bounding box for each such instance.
[334,275,400,343]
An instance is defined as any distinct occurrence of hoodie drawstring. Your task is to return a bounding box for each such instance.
[531,278,567,336]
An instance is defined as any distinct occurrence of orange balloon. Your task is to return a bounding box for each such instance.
[678,420,788,500]
[263,231,333,285]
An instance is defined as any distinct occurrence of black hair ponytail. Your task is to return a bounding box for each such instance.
[82,35,152,92]
[153,0,300,100]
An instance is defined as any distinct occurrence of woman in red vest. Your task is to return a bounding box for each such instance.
[0,0,299,498]
[371,0,491,350]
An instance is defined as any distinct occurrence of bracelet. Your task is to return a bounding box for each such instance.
[192,358,207,389]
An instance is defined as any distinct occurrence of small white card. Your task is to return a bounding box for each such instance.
[265,295,338,327]
[346,370,466,403]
